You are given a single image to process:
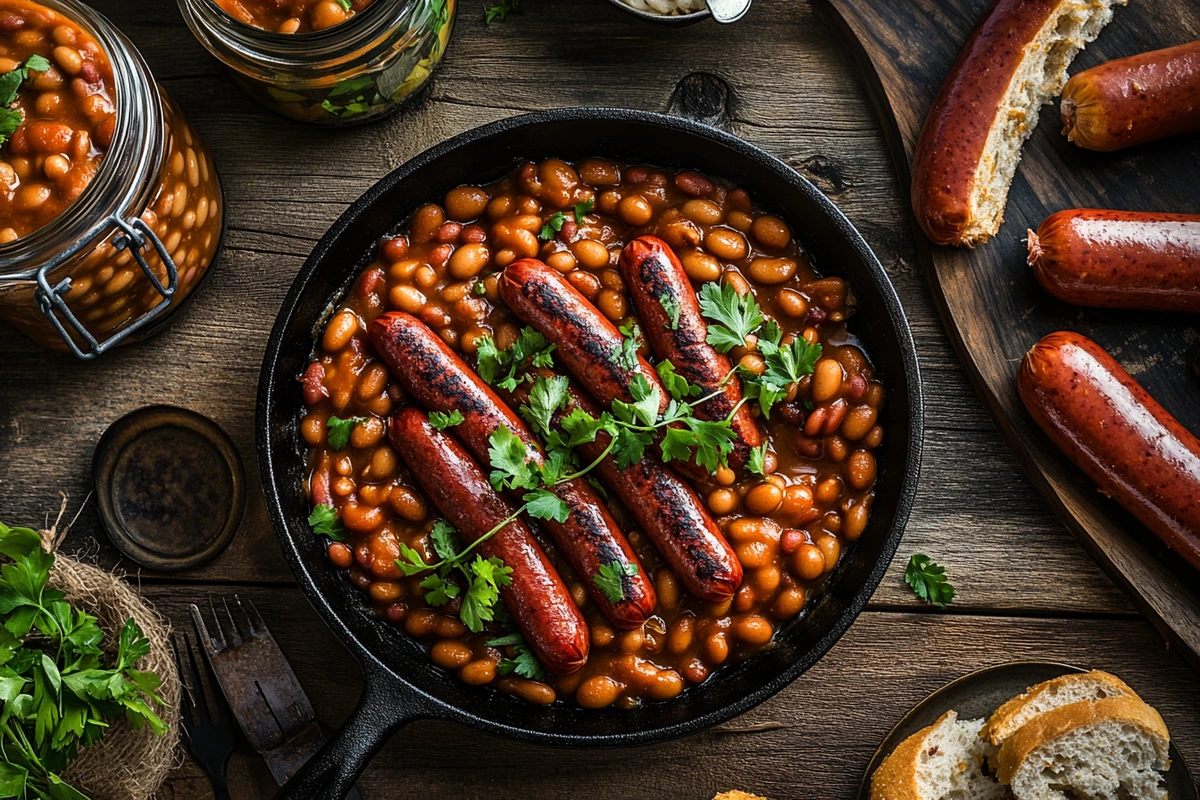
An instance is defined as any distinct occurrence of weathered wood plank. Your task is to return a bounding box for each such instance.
[137,585,1197,799]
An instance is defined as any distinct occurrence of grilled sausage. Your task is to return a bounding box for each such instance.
[1028,209,1200,312]
[389,408,589,675]
[1019,331,1200,571]
[507,373,743,603]
[619,236,764,471]
[1062,40,1200,152]
[910,0,1124,246]
[369,311,655,628]
[499,258,668,413]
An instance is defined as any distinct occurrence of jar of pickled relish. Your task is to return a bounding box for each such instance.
[177,0,455,126]
[0,0,224,359]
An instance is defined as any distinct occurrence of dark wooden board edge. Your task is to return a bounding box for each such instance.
[812,0,1200,673]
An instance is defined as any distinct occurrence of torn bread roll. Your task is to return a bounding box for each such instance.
[910,0,1126,247]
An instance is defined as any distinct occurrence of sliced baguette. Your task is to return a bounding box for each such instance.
[997,696,1171,800]
[981,670,1139,748]
[712,793,768,800]
[870,710,1006,800]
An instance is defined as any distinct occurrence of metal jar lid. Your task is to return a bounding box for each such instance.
[93,405,245,571]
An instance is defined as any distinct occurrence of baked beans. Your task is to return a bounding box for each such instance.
[0,0,224,351]
[214,0,374,33]
[303,159,884,708]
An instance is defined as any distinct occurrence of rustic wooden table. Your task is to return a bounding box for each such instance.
[1,1,1197,798]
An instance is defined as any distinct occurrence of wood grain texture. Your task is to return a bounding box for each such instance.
[2,0,1196,795]
[817,0,1200,668]
[141,585,1200,799]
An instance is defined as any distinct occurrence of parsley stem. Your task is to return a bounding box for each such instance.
[406,507,523,575]
[553,434,618,483]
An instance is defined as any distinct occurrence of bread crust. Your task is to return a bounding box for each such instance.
[909,0,1119,246]
[995,696,1170,785]
[980,669,1139,746]
[870,710,954,800]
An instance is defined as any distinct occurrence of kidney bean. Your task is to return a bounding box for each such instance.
[821,398,848,435]
[301,362,327,406]
[675,171,715,197]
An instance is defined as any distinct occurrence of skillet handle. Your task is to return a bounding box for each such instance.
[272,669,429,800]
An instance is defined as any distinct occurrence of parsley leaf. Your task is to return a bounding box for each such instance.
[656,360,701,401]
[308,504,346,542]
[762,338,822,390]
[487,426,540,492]
[484,0,519,24]
[488,632,546,680]
[539,212,567,241]
[573,198,594,224]
[428,410,464,431]
[611,427,653,469]
[612,320,642,371]
[333,0,352,9]
[428,520,462,561]
[519,375,570,438]
[475,328,555,392]
[460,556,513,632]
[326,416,365,450]
[611,374,661,427]
[593,561,639,603]
[420,573,460,606]
[905,554,955,608]
[559,407,616,447]
[746,443,768,476]
[658,294,681,330]
[698,282,763,354]
[472,280,489,296]
[522,488,570,523]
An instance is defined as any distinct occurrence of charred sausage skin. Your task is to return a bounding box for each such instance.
[389,408,590,675]
[369,311,656,628]
[1019,331,1200,570]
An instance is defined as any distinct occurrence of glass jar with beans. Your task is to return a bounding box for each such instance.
[0,0,224,358]
[303,158,885,709]
[177,0,454,125]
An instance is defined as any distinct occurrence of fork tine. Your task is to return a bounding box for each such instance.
[220,596,244,647]
[181,634,213,726]
[172,634,197,730]
[191,601,224,653]
[238,594,265,638]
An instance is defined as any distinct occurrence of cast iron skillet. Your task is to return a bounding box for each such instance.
[257,107,924,799]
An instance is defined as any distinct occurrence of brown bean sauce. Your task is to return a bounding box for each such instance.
[302,159,884,709]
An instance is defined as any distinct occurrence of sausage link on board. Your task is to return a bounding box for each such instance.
[1019,331,1200,571]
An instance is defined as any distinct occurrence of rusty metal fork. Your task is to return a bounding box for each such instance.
[190,595,363,798]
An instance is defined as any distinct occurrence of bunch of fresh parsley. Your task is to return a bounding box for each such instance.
[0,522,166,800]
[905,554,955,608]
[0,55,49,149]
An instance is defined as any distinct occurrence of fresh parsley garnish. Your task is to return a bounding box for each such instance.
[472,280,489,295]
[905,554,955,608]
[573,198,594,224]
[539,212,567,241]
[326,416,365,450]
[593,561,639,603]
[0,55,50,148]
[333,0,352,9]
[0,522,167,799]
[428,410,464,431]
[745,336,822,419]
[518,375,570,439]
[308,504,346,542]
[612,320,642,371]
[658,294,681,330]
[656,360,701,401]
[476,328,555,392]
[484,0,519,24]
[522,488,570,523]
[746,443,769,476]
[487,632,546,680]
[698,281,763,354]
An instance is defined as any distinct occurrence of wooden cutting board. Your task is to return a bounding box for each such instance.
[813,0,1200,670]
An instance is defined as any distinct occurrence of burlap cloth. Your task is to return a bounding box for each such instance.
[35,497,183,800]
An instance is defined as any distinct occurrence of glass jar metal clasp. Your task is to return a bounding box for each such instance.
[34,214,178,360]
